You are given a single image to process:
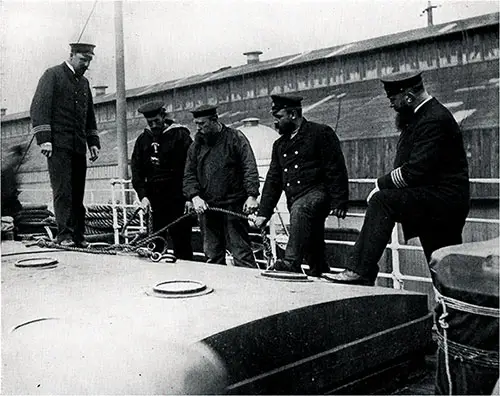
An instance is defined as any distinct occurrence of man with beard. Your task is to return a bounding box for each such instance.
[325,71,470,286]
[131,101,193,259]
[30,43,100,247]
[253,95,349,276]
[183,105,260,268]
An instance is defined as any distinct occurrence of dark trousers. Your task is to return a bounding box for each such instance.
[199,201,256,268]
[47,147,87,243]
[149,197,193,260]
[284,189,330,274]
[347,189,465,282]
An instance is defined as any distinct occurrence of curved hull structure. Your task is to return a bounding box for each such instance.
[2,243,432,394]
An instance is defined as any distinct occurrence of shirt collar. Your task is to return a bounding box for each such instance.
[64,61,76,75]
[414,96,433,114]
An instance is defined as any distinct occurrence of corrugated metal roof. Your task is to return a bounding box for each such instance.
[89,12,498,104]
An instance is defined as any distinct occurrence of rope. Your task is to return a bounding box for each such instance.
[33,206,275,267]
[435,330,499,368]
[433,286,500,318]
[433,285,500,395]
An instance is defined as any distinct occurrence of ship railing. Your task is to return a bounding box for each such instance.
[268,178,500,290]
[18,178,499,290]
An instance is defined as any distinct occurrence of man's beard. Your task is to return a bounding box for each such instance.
[75,68,87,77]
[275,120,296,136]
[395,109,414,132]
[196,131,219,146]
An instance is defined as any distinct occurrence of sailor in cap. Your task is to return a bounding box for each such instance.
[183,104,260,268]
[254,93,349,276]
[30,42,100,247]
[131,101,194,259]
[326,70,470,286]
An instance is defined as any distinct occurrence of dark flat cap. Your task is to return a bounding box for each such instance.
[69,43,95,55]
[271,94,303,112]
[191,104,218,118]
[137,101,165,117]
[380,71,423,96]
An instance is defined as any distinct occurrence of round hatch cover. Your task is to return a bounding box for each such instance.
[149,280,213,298]
[260,270,311,282]
[15,257,58,269]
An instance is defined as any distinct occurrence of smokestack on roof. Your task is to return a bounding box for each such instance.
[1,108,6,116]
[243,51,262,65]
[93,86,108,96]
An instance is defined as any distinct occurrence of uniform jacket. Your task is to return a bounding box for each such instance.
[259,119,349,219]
[183,124,260,206]
[30,62,99,155]
[131,124,192,202]
[377,97,470,238]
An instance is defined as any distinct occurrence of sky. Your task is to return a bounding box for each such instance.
[1,0,498,115]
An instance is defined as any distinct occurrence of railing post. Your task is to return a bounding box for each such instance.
[389,225,404,289]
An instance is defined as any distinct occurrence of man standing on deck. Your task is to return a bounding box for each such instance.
[30,43,100,248]
[183,105,260,268]
[131,101,193,259]
[253,94,349,277]
[325,71,470,286]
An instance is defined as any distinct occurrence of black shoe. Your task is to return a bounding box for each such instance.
[74,240,89,248]
[268,259,301,273]
[58,239,75,247]
[322,270,374,286]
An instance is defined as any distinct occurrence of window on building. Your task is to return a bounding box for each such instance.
[418,42,438,70]
[363,53,379,79]
[329,59,344,85]
[483,31,500,60]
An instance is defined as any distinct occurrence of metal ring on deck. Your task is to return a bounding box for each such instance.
[147,280,214,298]
[15,257,58,269]
[260,270,311,282]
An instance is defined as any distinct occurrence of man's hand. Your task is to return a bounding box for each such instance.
[243,196,259,214]
[330,207,347,219]
[192,196,208,214]
[140,197,151,211]
[89,146,99,162]
[184,201,194,214]
[40,142,52,158]
[253,216,268,229]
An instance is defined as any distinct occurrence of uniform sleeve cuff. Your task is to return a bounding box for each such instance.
[87,135,101,149]
[34,129,51,145]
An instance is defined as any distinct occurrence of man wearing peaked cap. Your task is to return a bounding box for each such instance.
[326,70,470,289]
[183,103,260,268]
[380,71,423,97]
[270,94,303,113]
[30,42,100,247]
[254,93,349,276]
[131,100,193,259]
[69,43,96,56]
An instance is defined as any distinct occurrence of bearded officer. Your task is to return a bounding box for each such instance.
[325,71,470,286]
[254,95,349,276]
[131,101,193,259]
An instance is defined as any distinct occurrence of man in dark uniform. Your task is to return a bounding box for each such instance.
[30,43,100,247]
[131,101,193,259]
[183,105,260,268]
[326,71,470,286]
[254,95,349,276]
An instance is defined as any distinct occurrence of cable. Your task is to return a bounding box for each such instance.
[77,0,99,43]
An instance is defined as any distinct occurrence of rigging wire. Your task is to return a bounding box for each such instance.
[77,0,99,43]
